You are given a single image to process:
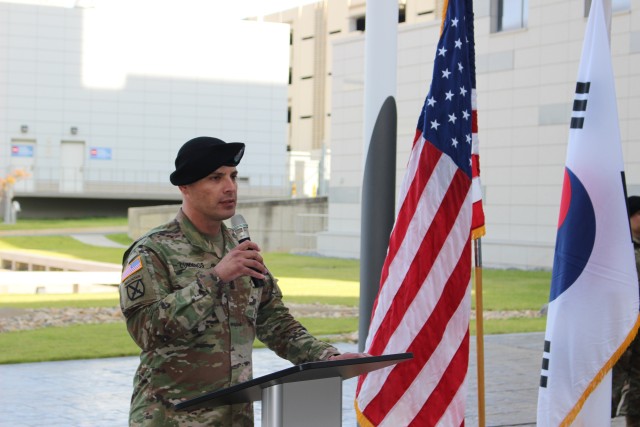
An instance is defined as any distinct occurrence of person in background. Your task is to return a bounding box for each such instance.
[612,195,640,426]
[119,136,367,426]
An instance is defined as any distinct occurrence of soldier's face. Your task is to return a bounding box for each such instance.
[181,166,238,222]
[631,211,640,239]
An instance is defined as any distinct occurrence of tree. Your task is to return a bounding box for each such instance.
[0,169,30,224]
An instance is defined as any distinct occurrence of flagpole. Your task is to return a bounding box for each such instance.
[474,237,486,427]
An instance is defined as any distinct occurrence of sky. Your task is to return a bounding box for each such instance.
[2,0,319,87]
[79,0,298,88]
[2,0,320,19]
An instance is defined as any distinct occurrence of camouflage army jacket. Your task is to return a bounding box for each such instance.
[119,210,339,426]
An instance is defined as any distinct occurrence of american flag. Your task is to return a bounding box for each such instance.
[121,256,142,282]
[355,0,483,425]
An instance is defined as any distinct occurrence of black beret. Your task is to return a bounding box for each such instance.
[170,137,245,186]
[629,195,640,218]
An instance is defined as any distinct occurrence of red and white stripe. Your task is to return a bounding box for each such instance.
[471,88,485,239]
[355,131,473,426]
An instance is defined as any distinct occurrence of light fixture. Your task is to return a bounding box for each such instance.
[20,125,28,134]
[71,126,78,135]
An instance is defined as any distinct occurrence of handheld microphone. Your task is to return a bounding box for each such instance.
[230,214,264,287]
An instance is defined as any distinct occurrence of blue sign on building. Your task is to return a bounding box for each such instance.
[89,147,112,160]
[11,145,34,157]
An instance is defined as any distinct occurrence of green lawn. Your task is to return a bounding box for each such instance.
[0,217,552,364]
[0,318,361,364]
[0,323,140,364]
[0,217,127,231]
[473,269,550,311]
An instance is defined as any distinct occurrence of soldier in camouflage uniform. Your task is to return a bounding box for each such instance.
[612,195,640,426]
[120,137,364,426]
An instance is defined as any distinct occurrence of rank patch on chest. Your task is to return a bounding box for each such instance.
[122,256,143,282]
[126,279,145,301]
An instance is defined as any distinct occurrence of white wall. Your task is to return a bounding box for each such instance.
[317,20,441,259]
[0,2,290,199]
[319,0,640,269]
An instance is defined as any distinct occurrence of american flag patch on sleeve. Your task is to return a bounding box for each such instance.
[121,256,143,282]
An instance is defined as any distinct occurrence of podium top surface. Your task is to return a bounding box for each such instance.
[175,352,412,411]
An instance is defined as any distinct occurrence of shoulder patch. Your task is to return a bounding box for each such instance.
[126,279,145,301]
[122,256,143,282]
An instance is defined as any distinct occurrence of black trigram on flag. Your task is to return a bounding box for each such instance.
[570,81,590,129]
[540,339,551,388]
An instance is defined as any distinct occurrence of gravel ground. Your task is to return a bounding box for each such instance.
[0,304,541,334]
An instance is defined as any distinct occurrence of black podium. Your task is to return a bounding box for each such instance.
[175,352,412,427]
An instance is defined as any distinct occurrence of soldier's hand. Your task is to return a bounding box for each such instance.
[212,241,267,283]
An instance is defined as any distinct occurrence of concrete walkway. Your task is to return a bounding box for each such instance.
[0,334,624,427]
[0,271,120,294]
[70,234,128,249]
[0,227,125,294]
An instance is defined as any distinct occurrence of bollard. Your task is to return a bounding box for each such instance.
[73,283,79,294]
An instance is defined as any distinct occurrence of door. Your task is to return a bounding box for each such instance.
[60,141,85,193]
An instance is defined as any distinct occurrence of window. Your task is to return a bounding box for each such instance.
[399,3,406,23]
[585,0,630,16]
[350,4,406,33]
[492,0,528,33]
[613,0,631,11]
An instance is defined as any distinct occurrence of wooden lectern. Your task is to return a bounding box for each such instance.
[175,352,412,427]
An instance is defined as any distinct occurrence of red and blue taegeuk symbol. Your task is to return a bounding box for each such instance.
[549,167,596,301]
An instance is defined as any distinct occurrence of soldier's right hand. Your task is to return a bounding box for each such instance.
[212,241,267,283]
